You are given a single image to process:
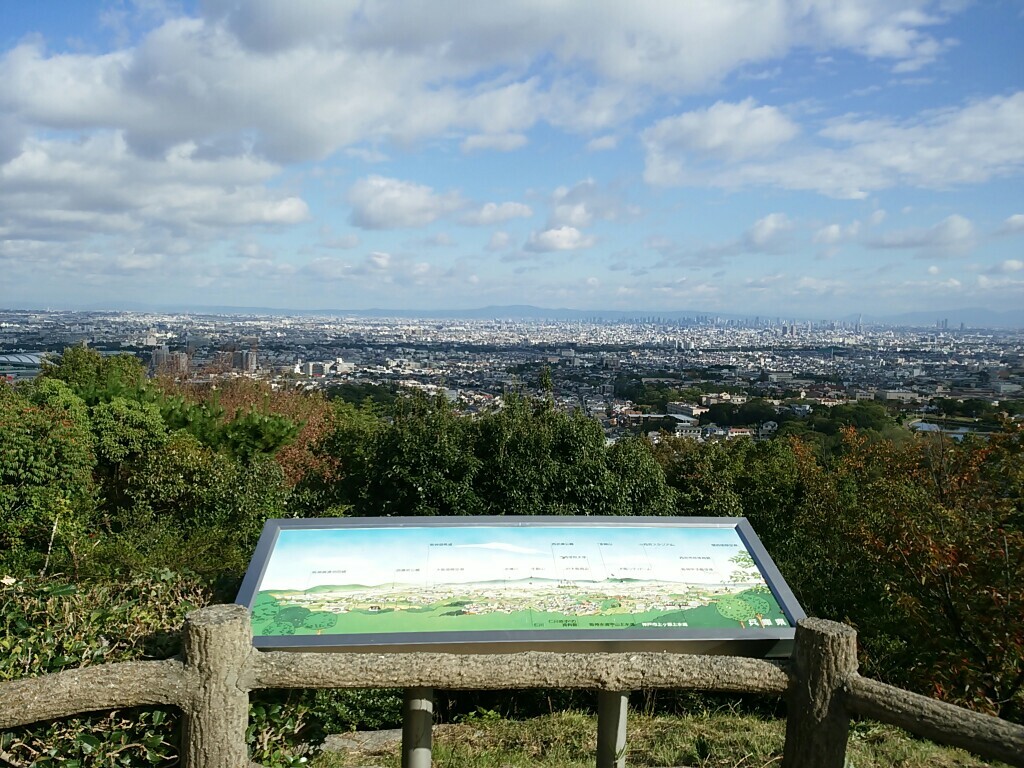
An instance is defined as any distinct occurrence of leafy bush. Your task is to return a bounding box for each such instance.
[0,571,210,767]
[302,393,674,517]
[0,572,407,765]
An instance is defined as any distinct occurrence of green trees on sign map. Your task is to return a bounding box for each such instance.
[264,621,296,636]
[304,612,338,635]
[275,605,312,627]
[728,551,759,583]
[743,592,772,621]
[715,596,756,627]
[252,598,281,623]
[713,592,772,628]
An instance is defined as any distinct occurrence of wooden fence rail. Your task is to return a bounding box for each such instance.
[1,604,1021,768]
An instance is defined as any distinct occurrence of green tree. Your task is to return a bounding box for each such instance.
[276,606,313,627]
[91,397,167,467]
[737,398,777,425]
[40,346,145,404]
[218,409,301,464]
[304,612,339,635]
[0,383,96,574]
[743,592,772,627]
[538,366,553,395]
[716,596,755,628]
[702,402,738,426]
[264,621,296,636]
[654,437,744,517]
[543,407,617,515]
[728,552,759,583]
[469,395,559,516]
[604,435,674,515]
[754,427,1024,721]
[353,393,482,516]
[252,597,282,623]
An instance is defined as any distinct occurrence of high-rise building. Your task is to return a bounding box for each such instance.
[232,349,257,372]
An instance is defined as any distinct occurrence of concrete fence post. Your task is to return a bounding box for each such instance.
[181,604,253,768]
[596,690,629,768]
[783,617,858,768]
[402,687,434,768]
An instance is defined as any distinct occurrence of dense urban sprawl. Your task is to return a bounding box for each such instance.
[3,309,1021,440]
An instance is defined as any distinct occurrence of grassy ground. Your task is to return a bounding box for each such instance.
[309,710,1003,768]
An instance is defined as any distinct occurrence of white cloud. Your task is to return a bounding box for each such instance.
[651,212,795,266]
[347,175,463,229]
[741,66,782,81]
[868,214,975,255]
[548,179,626,229]
[995,259,1023,273]
[644,92,1024,197]
[1,134,308,229]
[304,249,446,288]
[345,146,389,163]
[927,265,940,275]
[744,213,793,251]
[0,2,967,167]
[0,131,309,285]
[411,232,455,248]
[460,201,533,226]
[487,231,513,251]
[0,1,999,303]
[525,226,595,252]
[813,220,861,249]
[320,233,360,250]
[643,99,800,186]
[299,257,352,281]
[461,133,528,153]
[814,224,843,245]
[645,99,799,162]
[552,202,591,229]
[999,214,1024,234]
[586,135,618,151]
[795,276,847,295]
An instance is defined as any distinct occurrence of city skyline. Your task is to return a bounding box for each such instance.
[2,1,1023,316]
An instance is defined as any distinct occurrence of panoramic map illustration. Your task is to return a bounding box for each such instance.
[249,524,790,638]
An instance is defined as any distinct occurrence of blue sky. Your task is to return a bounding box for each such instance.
[1,0,1022,316]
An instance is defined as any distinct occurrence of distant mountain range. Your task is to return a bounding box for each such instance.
[9,302,1024,328]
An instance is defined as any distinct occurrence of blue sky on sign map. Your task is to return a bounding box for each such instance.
[1,0,1022,316]
[258,525,750,590]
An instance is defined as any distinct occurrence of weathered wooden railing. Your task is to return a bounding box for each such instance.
[1,605,1022,768]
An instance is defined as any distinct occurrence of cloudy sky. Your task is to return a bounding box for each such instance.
[2,0,1022,316]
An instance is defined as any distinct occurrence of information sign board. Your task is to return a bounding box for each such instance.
[236,516,805,657]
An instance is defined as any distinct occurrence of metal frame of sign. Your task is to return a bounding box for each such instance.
[236,516,806,658]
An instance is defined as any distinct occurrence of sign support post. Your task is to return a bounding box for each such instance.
[597,690,629,768]
[401,687,433,768]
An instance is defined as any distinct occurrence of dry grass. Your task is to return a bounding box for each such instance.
[310,710,1004,768]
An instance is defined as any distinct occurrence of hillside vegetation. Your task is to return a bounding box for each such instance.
[1,348,1021,765]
